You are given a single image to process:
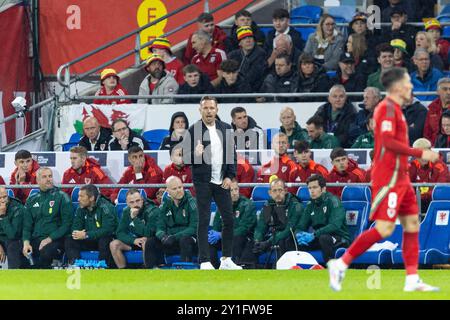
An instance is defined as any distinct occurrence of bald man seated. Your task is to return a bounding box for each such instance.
[78,117,113,151]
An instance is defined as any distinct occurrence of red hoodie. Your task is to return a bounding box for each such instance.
[326,158,366,198]
[423,98,450,146]
[163,163,194,196]
[93,83,131,105]
[111,155,163,202]
[237,156,255,199]
[409,159,449,204]
[10,159,40,203]
[288,160,329,194]
[256,154,297,185]
[183,26,228,64]
[61,158,113,199]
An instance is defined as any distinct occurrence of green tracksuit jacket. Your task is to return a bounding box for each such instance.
[212,195,256,237]
[308,132,340,149]
[72,195,118,240]
[280,121,308,147]
[0,197,24,242]
[156,192,198,240]
[351,131,374,148]
[23,187,73,242]
[295,191,350,243]
[254,193,303,244]
[116,199,161,246]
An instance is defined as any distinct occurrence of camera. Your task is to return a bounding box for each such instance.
[11,97,27,113]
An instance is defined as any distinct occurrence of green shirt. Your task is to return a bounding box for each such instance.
[116,199,161,246]
[296,192,350,243]
[351,131,374,148]
[280,121,308,147]
[367,69,385,91]
[0,197,24,242]
[309,132,340,149]
[23,187,73,242]
[212,195,257,237]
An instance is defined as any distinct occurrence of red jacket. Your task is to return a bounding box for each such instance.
[237,157,255,198]
[0,176,4,185]
[183,26,228,64]
[62,158,113,199]
[93,83,131,105]
[326,158,366,198]
[111,155,163,202]
[423,98,450,146]
[288,160,329,194]
[437,38,450,69]
[163,163,194,196]
[365,165,372,183]
[10,159,40,203]
[409,159,449,204]
[165,57,185,85]
[257,154,297,184]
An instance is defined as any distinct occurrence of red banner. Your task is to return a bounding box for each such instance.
[0,4,33,145]
[39,0,256,75]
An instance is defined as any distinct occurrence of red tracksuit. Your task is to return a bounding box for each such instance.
[111,155,163,201]
[183,26,228,64]
[288,160,329,194]
[61,158,113,199]
[256,154,297,184]
[423,98,450,146]
[237,157,255,198]
[163,163,194,195]
[326,158,366,198]
[93,83,131,104]
[165,57,185,85]
[10,159,40,203]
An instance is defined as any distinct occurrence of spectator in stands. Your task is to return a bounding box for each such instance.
[415,31,444,71]
[183,12,229,65]
[264,8,304,61]
[305,115,340,149]
[190,30,227,87]
[410,49,444,101]
[229,10,265,51]
[297,53,331,100]
[242,178,302,268]
[390,39,414,72]
[348,12,378,52]
[424,78,450,145]
[267,33,302,75]
[0,186,24,269]
[314,85,359,148]
[330,52,367,99]
[351,112,375,149]
[258,54,298,103]
[111,146,163,202]
[425,18,450,70]
[326,148,366,198]
[10,150,39,204]
[256,133,297,184]
[409,138,449,213]
[289,141,329,185]
[354,87,382,134]
[65,184,117,266]
[149,37,184,84]
[163,147,193,193]
[304,14,345,71]
[279,107,308,147]
[78,117,112,151]
[381,0,416,22]
[365,149,375,182]
[346,33,378,78]
[215,59,252,103]
[177,65,215,104]
[160,111,189,151]
[61,146,113,199]
[236,155,255,199]
[145,176,198,268]
[22,168,73,269]
[93,68,131,105]
[111,188,160,269]
[108,119,149,151]
[380,6,417,56]
[435,110,450,148]
[228,26,267,92]
[402,95,428,145]
[231,106,265,153]
[138,54,179,104]
[367,43,395,91]
[208,179,256,268]
[295,174,350,263]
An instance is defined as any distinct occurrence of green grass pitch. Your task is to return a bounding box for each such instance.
[0,269,449,300]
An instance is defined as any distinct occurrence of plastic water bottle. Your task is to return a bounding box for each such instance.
[26,252,34,266]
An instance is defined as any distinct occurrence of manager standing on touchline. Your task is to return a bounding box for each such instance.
[183,96,242,270]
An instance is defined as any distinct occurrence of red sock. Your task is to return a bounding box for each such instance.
[402,232,419,275]
[342,228,383,266]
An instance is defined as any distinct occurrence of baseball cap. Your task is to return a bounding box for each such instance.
[350,12,367,28]
[339,52,355,63]
[390,6,407,17]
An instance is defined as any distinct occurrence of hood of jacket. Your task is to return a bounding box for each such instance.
[169,111,189,134]
[332,158,359,177]
[231,115,260,131]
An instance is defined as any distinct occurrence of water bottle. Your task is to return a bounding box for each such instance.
[26,252,34,266]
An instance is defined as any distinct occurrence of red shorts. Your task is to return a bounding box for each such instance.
[370,184,418,222]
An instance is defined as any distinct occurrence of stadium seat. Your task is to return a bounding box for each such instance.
[326,5,356,22]
[62,132,82,151]
[443,26,450,40]
[117,188,147,203]
[341,186,372,235]
[259,27,272,37]
[296,186,311,205]
[71,187,80,202]
[291,5,323,23]
[295,27,316,42]
[265,128,279,149]
[80,251,99,260]
[6,189,14,198]
[440,4,450,16]
[251,186,270,201]
[124,250,144,264]
[164,254,198,265]
[27,189,40,199]
[116,203,127,219]
[142,129,169,150]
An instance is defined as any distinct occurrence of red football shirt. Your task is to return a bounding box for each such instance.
[191,48,227,81]
[372,97,422,187]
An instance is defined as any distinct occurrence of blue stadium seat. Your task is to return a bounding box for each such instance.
[27,189,40,199]
[143,129,169,150]
[296,186,311,205]
[443,26,450,39]
[253,200,266,220]
[71,187,80,202]
[164,255,198,265]
[117,188,147,203]
[327,6,356,22]
[6,189,14,198]
[295,27,316,42]
[341,186,372,234]
[259,27,272,37]
[291,5,323,23]
[326,70,337,78]
[440,4,450,16]
[116,203,127,219]
[124,250,144,264]
[265,128,279,149]
[62,133,82,151]
[251,186,270,201]
[80,251,99,260]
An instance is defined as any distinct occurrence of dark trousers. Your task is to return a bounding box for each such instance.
[29,238,64,269]
[195,182,234,263]
[144,236,197,268]
[240,236,297,268]
[297,234,348,263]
[209,235,249,269]
[64,236,113,265]
[0,240,23,269]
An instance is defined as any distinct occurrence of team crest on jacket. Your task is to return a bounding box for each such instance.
[49,201,55,208]
[235,210,240,218]
[100,144,106,151]
[182,175,187,182]
[282,166,287,173]
[85,178,91,184]
[182,209,186,217]
[323,207,327,214]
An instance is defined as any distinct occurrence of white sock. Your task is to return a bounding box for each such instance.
[406,274,419,285]
[336,258,348,271]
